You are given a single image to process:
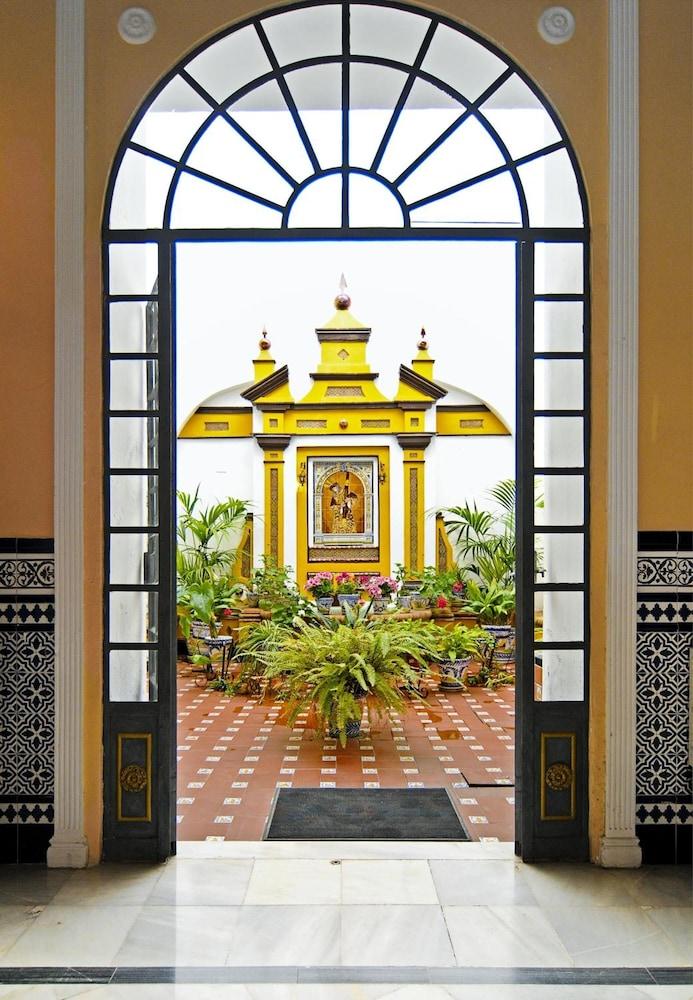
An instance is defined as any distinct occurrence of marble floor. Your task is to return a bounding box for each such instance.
[176,664,515,842]
[0,846,690,998]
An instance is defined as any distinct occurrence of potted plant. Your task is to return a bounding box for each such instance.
[264,617,437,745]
[394,563,423,607]
[462,579,516,666]
[435,624,488,689]
[250,556,297,611]
[334,571,359,610]
[359,574,400,613]
[176,488,249,585]
[305,571,335,609]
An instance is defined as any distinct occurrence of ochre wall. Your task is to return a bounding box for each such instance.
[1,0,689,863]
[0,2,54,536]
[639,0,693,530]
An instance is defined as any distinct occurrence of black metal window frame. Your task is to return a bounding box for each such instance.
[102,0,590,862]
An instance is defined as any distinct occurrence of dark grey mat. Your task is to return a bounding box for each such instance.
[264,787,470,841]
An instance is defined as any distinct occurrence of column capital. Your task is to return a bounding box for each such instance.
[255,434,292,452]
[396,433,433,452]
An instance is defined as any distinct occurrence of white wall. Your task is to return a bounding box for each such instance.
[175,240,516,432]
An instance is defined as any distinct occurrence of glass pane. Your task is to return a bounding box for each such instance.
[537,590,584,641]
[132,75,211,160]
[349,64,408,168]
[262,4,341,65]
[109,150,174,230]
[349,174,404,227]
[534,359,583,410]
[109,417,158,469]
[109,649,157,702]
[535,243,583,294]
[229,81,314,181]
[110,474,158,527]
[350,4,430,63]
[109,244,158,296]
[110,360,158,411]
[186,117,292,205]
[480,73,562,160]
[534,416,583,467]
[379,78,462,182]
[534,301,583,352]
[535,532,584,583]
[185,25,271,103]
[285,65,342,170]
[534,648,583,701]
[109,591,158,643]
[110,533,159,585]
[535,475,584,526]
[518,148,583,227]
[399,116,505,204]
[110,301,157,353]
[170,174,282,229]
[287,173,342,227]
[410,171,521,227]
[422,24,507,102]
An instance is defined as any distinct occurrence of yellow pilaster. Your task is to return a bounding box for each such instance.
[257,436,290,567]
[398,434,431,575]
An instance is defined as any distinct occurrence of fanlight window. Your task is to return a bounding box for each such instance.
[108,2,585,232]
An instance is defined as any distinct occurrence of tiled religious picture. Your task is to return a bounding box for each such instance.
[308,458,378,560]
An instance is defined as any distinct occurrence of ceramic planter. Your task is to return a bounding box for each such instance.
[439,656,472,689]
[484,625,516,665]
[329,718,361,739]
[317,596,334,610]
[336,593,359,609]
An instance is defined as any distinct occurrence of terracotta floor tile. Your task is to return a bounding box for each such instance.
[176,663,515,842]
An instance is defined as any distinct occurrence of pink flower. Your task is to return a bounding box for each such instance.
[452,581,465,595]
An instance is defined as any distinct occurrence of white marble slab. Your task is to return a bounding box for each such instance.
[444,904,573,967]
[113,904,238,966]
[541,905,689,966]
[341,904,455,966]
[0,904,141,967]
[243,859,341,905]
[341,860,438,905]
[224,905,341,966]
[144,859,253,906]
[176,841,514,861]
[429,860,535,906]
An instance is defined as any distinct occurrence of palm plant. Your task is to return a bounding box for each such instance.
[176,487,249,587]
[264,618,437,745]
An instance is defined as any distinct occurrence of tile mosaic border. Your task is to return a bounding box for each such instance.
[636,531,692,861]
[0,539,55,861]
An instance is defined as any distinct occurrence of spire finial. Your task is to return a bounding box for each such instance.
[334,273,351,310]
[417,327,428,351]
[259,326,271,351]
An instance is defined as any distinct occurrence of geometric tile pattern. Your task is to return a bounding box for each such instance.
[0,540,55,825]
[636,533,693,824]
[176,663,516,843]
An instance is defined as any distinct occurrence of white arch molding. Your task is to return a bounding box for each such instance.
[48,0,640,864]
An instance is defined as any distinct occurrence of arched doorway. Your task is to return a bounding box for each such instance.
[102,0,590,861]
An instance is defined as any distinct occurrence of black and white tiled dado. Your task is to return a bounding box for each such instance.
[0,538,54,863]
[636,531,692,863]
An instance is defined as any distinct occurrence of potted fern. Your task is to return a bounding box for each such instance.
[435,624,488,689]
[264,618,437,745]
[462,579,516,666]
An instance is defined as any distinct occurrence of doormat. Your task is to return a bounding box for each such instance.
[264,787,470,841]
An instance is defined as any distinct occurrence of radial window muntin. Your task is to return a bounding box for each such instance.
[106,1,587,235]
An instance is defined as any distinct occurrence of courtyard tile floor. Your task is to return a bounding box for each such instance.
[176,664,515,842]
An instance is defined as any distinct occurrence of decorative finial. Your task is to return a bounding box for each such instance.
[417,327,428,351]
[334,273,351,310]
[259,326,271,351]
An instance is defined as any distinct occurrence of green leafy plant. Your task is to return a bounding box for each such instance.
[176,487,249,587]
[250,555,297,608]
[176,578,241,639]
[462,579,515,625]
[264,618,437,745]
[435,624,488,661]
[334,572,359,595]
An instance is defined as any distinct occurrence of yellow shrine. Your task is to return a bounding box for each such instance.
[178,280,510,584]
